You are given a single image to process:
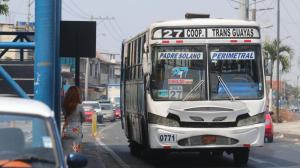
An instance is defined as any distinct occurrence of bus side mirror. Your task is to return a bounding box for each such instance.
[143,53,152,75]
[144,74,150,91]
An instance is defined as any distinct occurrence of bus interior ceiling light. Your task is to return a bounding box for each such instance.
[185,13,210,19]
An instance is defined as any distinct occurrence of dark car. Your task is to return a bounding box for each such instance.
[0,97,88,168]
[265,112,274,143]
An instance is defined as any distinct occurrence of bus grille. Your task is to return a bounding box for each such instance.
[178,135,238,146]
[180,122,236,128]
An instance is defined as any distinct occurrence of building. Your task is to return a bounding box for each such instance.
[79,52,120,100]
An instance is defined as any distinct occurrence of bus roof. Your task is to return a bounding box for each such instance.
[150,18,259,28]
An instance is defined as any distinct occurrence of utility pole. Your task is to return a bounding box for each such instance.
[240,0,246,20]
[276,0,280,123]
[27,0,34,31]
[252,0,256,21]
[84,58,89,101]
[245,0,249,20]
[297,75,299,110]
[240,0,249,20]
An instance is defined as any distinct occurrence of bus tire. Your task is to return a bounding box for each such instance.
[129,140,141,157]
[142,149,167,162]
[268,137,273,143]
[233,148,249,165]
[212,151,223,157]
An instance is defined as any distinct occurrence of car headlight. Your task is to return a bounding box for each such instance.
[237,112,265,127]
[148,113,180,127]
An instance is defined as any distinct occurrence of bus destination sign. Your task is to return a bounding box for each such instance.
[153,27,260,39]
[207,28,259,38]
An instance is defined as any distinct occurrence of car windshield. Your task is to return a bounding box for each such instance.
[0,113,57,167]
[209,45,264,100]
[151,46,206,101]
[101,104,112,110]
[84,103,100,109]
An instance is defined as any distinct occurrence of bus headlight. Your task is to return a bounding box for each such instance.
[237,113,265,127]
[148,113,180,127]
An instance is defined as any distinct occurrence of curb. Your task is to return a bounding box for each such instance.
[274,132,300,142]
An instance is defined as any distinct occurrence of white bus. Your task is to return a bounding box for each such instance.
[121,17,265,165]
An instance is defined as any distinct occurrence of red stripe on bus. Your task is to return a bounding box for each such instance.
[176,40,184,44]
[163,146,171,149]
[162,40,170,44]
[244,40,252,43]
[230,40,238,43]
[243,144,251,148]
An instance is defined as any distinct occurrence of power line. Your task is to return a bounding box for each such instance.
[250,0,267,5]
[282,2,300,34]
[112,19,125,37]
[226,0,238,9]
[281,2,300,50]
[108,20,123,39]
[257,0,275,19]
[100,21,120,42]
[291,0,300,12]
[67,0,90,18]
[231,0,243,5]
[62,0,88,19]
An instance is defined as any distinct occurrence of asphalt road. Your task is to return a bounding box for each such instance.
[87,121,300,168]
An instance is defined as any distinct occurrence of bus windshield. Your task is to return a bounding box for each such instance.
[151,46,206,101]
[209,44,263,100]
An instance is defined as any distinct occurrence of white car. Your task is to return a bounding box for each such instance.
[100,103,115,122]
[82,101,103,123]
[0,97,87,167]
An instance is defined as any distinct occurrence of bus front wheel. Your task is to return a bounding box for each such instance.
[233,148,249,165]
[129,140,141,156]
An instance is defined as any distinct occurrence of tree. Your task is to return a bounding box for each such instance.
[0,0,9,16]
[263,39,293,90]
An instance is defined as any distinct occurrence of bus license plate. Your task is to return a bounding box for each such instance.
[159,133,177,143]
[202,135,216,145]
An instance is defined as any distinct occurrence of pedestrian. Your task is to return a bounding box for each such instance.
[62,86,85,154]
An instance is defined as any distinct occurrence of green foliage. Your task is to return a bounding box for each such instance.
[0,0,9,16]
[263,39,293,73]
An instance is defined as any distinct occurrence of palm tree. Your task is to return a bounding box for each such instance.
[0,0,9,16]
[263,39,293,90]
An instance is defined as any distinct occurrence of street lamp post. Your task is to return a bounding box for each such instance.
[297,75,299,110]
[276,0,280,123]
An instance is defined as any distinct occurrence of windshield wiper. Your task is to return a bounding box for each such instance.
[216,75,235,101]
[182,80,205,101]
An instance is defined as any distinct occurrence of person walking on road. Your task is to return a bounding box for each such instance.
[62,86,85,154]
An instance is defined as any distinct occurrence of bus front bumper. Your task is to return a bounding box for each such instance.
[148,123,265,149]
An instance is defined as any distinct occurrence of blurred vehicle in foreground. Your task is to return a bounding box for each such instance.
[82,101,103,123]
[99,102,115,122]
[0,97,87,168]
[265,112,273,143]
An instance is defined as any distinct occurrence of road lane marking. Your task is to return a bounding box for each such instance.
[96,139,130,168]
[96,122,130,168]
[249,157,280,167]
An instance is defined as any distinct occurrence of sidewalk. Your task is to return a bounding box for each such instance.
[62,122,121,168]
[274,121,300,140]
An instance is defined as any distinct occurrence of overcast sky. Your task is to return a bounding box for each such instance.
[2,0,300,85]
